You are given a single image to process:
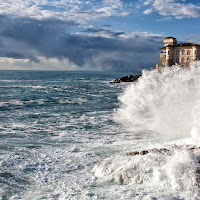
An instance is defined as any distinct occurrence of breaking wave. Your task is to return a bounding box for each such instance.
[93,61,200,199]
[115,61,200,140]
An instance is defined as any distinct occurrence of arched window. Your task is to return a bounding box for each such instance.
[168,51,170,55]
[176,50,179,55]
[187,50,190,55]
[187,58,190,63]
[182,58,184,63]
[182,50,185,55]
[176,57,179,63]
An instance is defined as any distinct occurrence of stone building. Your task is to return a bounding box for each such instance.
[156,37,200,70]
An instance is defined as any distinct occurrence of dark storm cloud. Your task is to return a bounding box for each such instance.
[0,15,163,71]
[82,28,125,38]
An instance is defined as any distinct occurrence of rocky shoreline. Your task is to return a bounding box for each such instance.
[126,146,200,156]
[110,74,141,83]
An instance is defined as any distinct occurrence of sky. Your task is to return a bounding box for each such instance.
[1,0,200,71]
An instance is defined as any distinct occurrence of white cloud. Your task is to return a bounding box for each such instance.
[0,0,131,22]
[77,27,163,39]
[144,8,153,14]
[0,56,80,70]
[179,34,200,44]
[0,57,30,64]
[143,0,154,6]
[143,0,200,19]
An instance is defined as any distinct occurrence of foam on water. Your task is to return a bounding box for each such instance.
[93,61,200,199]
[93,147,200,199]
[58,97,87,105]
[0,71,127,199]
[3,68,200,199]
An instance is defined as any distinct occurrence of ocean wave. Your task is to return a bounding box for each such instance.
[93,61,200,199]
[0,99,45,108]
[114,61,200,140]
[58,98,87,105]
[93,145,200,199]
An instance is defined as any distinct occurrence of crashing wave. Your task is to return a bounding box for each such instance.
[93,61,200,199]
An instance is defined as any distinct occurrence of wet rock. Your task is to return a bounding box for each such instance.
[126,148,170,156]
[110,74,141,83]
[125,146,200,157]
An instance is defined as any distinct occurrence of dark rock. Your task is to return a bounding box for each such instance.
[110,74,141,83]
[125,146,200,157]
[126,148,170,156]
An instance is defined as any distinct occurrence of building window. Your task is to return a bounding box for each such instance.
[176,50,179,55]
[176,57,179,63]
[182,58,184,63]
[187,58,190,63]
[187,50,190,55]
[168,51,169,55]
[182,50,185,55]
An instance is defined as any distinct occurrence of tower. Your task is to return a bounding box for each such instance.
[164,37,177,66]
[163,37,177,47]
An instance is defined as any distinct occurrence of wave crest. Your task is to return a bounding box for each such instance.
[114,61,200,139]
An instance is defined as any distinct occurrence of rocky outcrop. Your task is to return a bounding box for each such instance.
[110,74,141,83]
[126,146,200,156]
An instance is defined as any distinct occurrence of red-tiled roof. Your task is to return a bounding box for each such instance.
[173,43,200,47]
[161,43,200,49]
[165,37,176,39]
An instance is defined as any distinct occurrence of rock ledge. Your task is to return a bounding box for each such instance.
[110,74,141,83]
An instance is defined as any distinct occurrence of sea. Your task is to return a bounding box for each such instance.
[1,62,200,200]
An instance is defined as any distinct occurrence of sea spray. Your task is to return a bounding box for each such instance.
[93,147,200,199]
[114,61,200,139]
[93,61,200,199]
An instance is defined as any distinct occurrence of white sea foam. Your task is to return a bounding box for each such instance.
[58,98,87,105]
[0,99,46,107]
[0,100,24,106]
[0,85,45,89]
[93,146,200,199]
[26,99,45,105]
[93,61,200,199]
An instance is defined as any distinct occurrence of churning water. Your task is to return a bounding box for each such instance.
[94,61,200,200]
[1,62,200,200]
